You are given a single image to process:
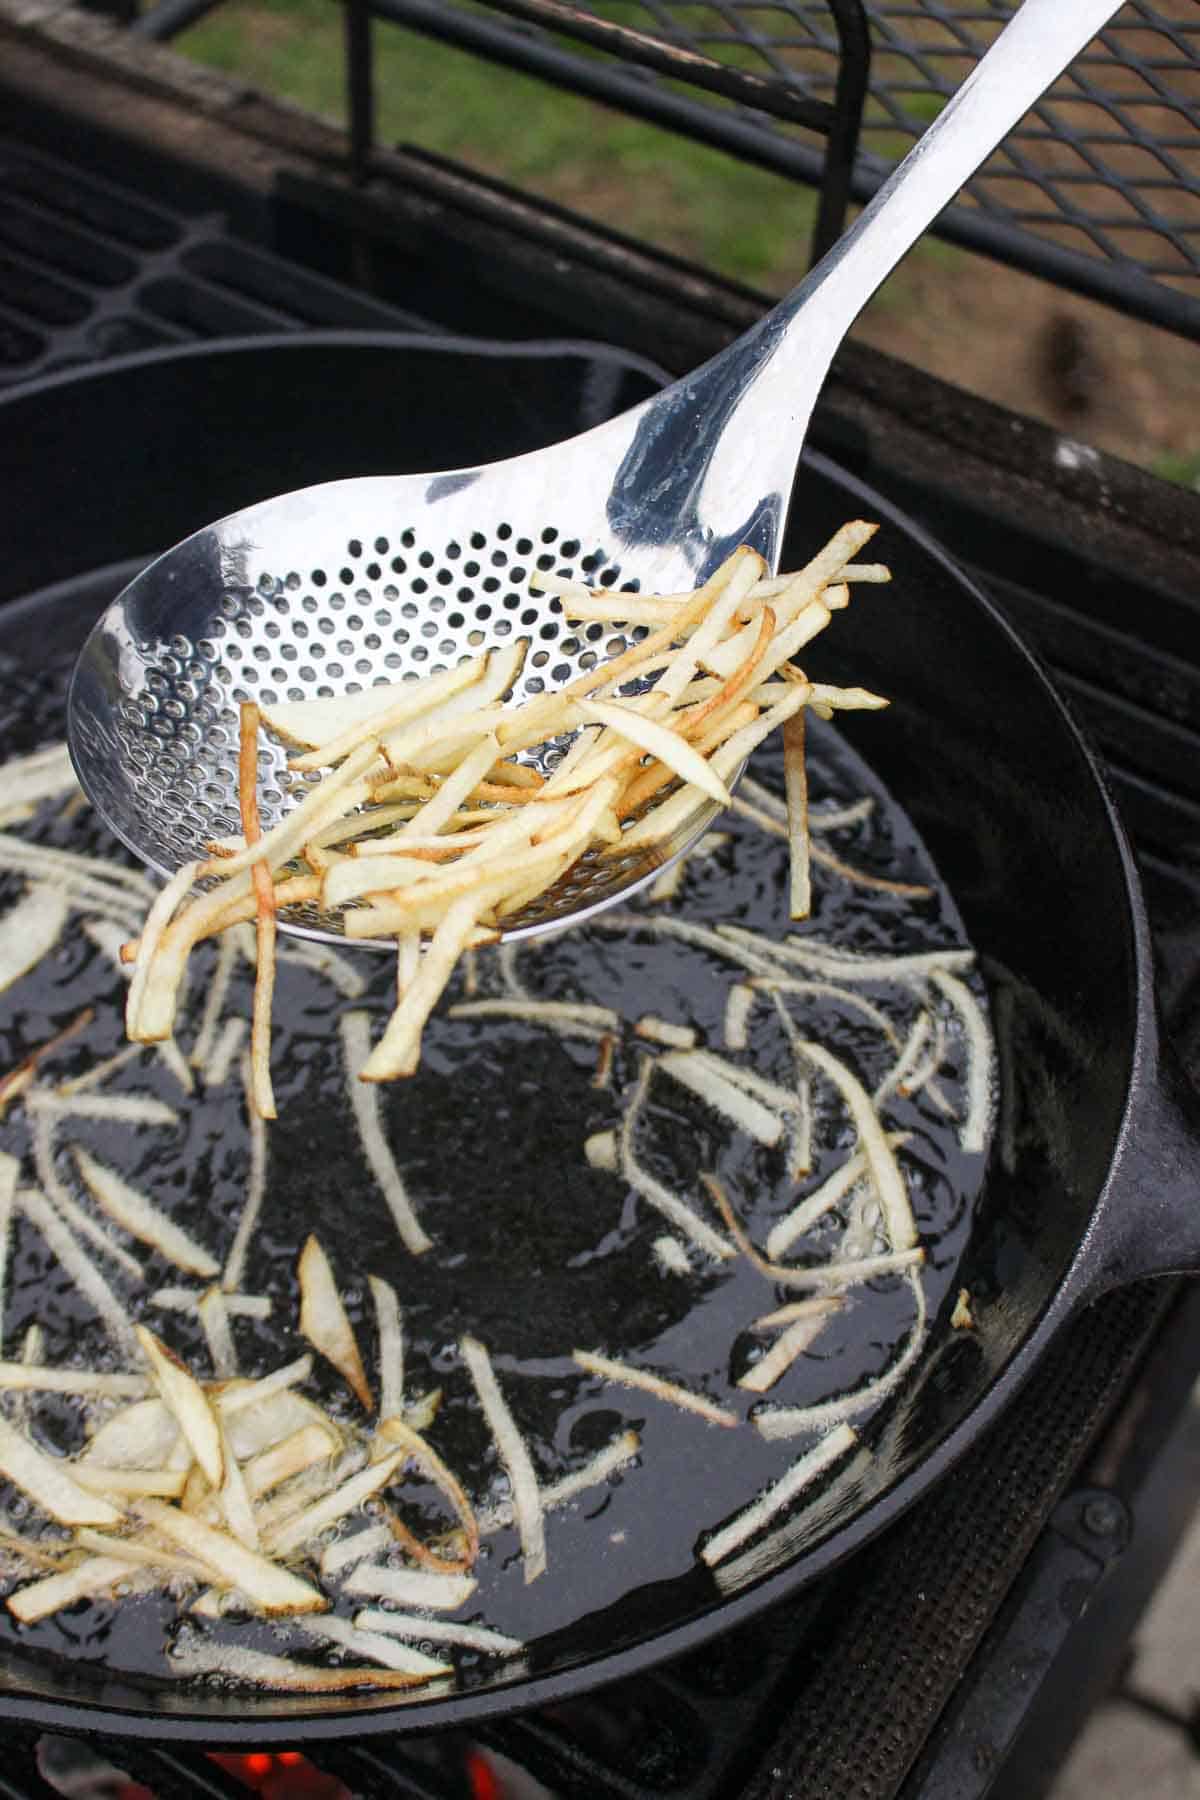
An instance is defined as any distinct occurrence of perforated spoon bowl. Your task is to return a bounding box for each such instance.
[68,0,1121,945]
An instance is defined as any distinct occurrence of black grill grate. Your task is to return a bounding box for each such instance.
[0,142,433,385]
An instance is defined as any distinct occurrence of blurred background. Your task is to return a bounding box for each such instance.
[168,0,1200,484]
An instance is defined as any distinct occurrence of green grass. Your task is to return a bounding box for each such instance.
[179,0,822,290]
[1151,448,1200,489]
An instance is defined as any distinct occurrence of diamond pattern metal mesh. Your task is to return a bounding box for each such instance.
[465,0,1200,337]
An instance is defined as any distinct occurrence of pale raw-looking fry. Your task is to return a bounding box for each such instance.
[73,1529,207,1576]
[153,1287,271,1320]
[56,1039,142,1099]
[724,982,755,1051]
[215,1418,260,1550]
[791,1040,916,1252]
[17,1184,136,1352]
[238,701,278,1120]
[478,1429,642,1536]
[28,1090,179,1130]
[189,931,239,1072]
[82,1397,179,1469]
[929,969,994,1154]
[264,658,484,753]
[901,1011,947,1103]
[298,1234,372,1410]
[0,1152,15,1351]
[620,1059,734,1263]
[252,1445,365,1536]
[118,530,883,1092]
[376,1414,480,1568]
[0,1414,124,1528]
[355,1609,523,1657]
[358,897,488,1079]
[703,1172,923,1292]
[296,1613,453,1677]
[320,1522,393,1577]
[584,1129,618,1172]
[448,1000,618,1040]
[0,1364,149,1399]
[133,1498,327,1613]
[369,1275,405,1424]
[71,1468,186,1499]
[737,1299,842,1393]
[574,1350,737,1429]
[125,859,203,1042]
[339,1013,432,1254]
[634,1015,697,1049]
[755,1271,929,1439]
[719,926,974,987]
[261,1449,405,1558]
[1,742,79,815]
[873,1011,933,1108]
[521,1425,644,1526]
[135,1325,223,1489]
[755,974,902,1051]
[243,1424,337,1501]
[70,1146,219,1280]
[197,1286,238,1379]
[222,1052,269,1293]
[653,1235,690,1275]
[215,1355,314,1420]
[7,1554,141,1623]
[765,1132,909,1263]
[461,1335,545,1583]
[655,1049,785,1149]
[0,836,151,913]
[699,1423,858,1567]
[342,1562,478,1610]
[168,1641,428,1691]
[0,884,69,996]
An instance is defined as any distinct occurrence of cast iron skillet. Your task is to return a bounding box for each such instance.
[0,334,1196,1742]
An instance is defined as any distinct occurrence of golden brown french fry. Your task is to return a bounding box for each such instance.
[782,710,810,921]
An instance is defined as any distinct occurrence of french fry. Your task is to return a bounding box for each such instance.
[121,533,886,1091]
[0,1415,124,1528]
[135,1325,224,1489]
[71,1147,219,1279]
[298,1236,372,1410]
[782,710,810,921]
[132,1499,328,1614]
[239,701,277,1120]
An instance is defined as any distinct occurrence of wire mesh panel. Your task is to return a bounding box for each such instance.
[412,0,1200,337]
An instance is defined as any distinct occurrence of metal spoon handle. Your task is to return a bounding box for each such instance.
[774,0,1123,374]
[612,0,1124,570]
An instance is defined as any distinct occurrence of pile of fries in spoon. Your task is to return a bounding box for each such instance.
[123,524,889,1113]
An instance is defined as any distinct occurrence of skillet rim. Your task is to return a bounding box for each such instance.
[0,336,1157,1741]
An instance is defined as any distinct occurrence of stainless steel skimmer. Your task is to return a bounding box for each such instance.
[68,0,1121,945]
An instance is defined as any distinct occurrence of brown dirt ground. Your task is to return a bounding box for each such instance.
[852,248,1200,478]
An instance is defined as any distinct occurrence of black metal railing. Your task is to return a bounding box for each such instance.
[121,0,1200,343]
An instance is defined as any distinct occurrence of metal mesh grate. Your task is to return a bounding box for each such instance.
[426,0,1200,337]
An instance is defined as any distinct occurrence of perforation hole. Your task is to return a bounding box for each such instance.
[116,516,641,924]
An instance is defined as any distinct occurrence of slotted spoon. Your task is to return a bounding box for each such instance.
[68,0,1121,945]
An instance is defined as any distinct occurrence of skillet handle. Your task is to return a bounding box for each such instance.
[1068,1035,1200,1306]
